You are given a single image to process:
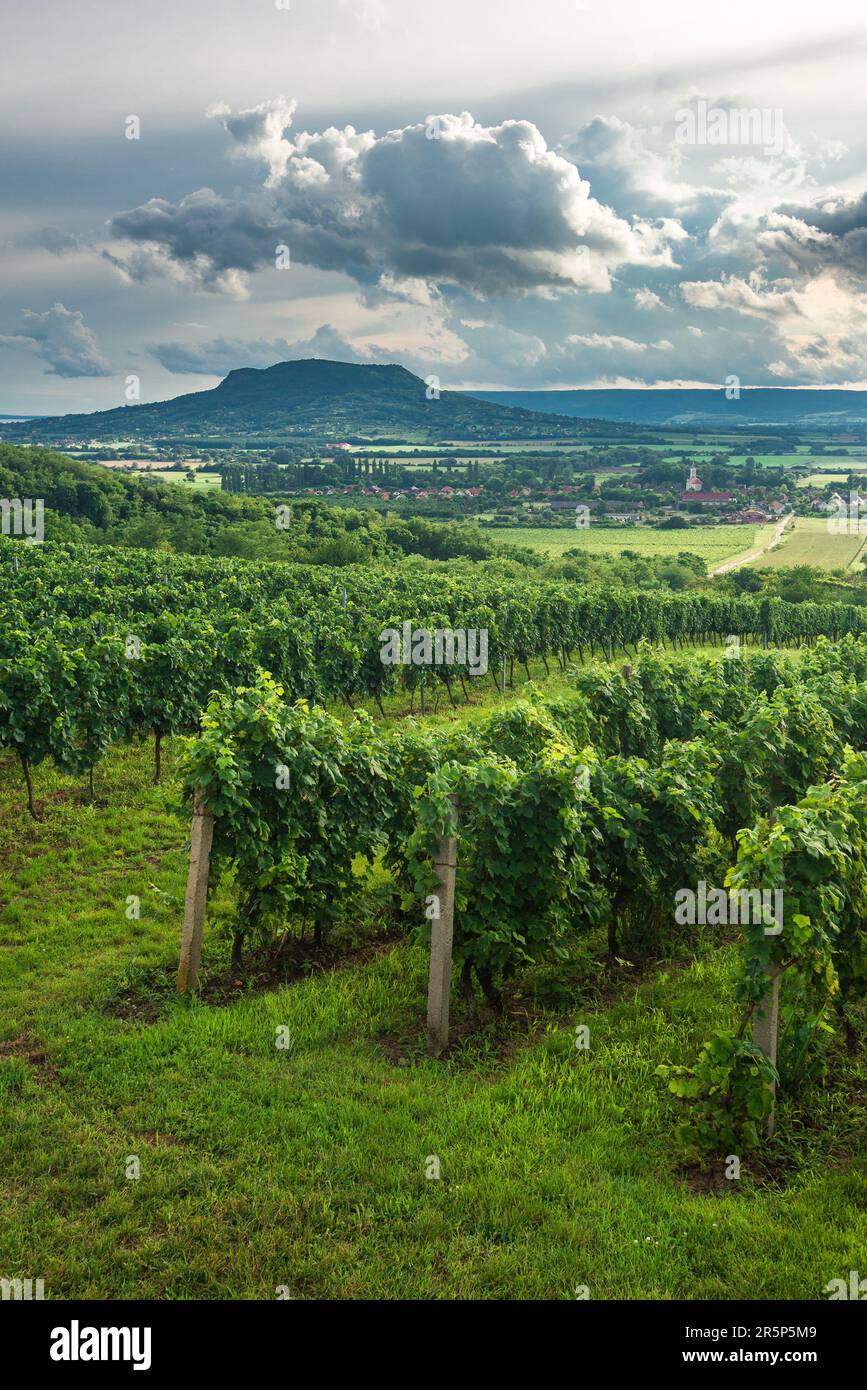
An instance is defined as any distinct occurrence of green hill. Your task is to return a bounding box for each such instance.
[2,359,585,443]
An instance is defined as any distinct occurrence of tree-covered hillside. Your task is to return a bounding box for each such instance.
[1,359,589,443]
[0,445,538,565]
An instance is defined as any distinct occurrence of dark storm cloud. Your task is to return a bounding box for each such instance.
[787,189,867,236]
[105,102,684,301]
[761,188,867,279]
[0,303,113,377]
[108,189,289,290]
[150,324,382,375]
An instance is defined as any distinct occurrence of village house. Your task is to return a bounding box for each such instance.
[679,490,734,507]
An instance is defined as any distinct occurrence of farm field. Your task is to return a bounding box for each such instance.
[799,474,851,488]
[726,453,864,469]
[798,471,867,488]
[641,449,867,471]
[86,461,223,490]
[1,728,864,1301]
[748,517,867,572]
[349,440,594,454]
[133,469,223,489]
[503,523,777,564]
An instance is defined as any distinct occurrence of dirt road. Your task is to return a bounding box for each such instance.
[711,513,793,577]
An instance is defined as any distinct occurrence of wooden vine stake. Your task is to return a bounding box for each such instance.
[178,787,215,993]
[752,962,781,1136]
[427,797,458,1056]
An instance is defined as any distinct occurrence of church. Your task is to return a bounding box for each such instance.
[680,464,734,508]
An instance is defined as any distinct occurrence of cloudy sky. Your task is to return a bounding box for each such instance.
[2,0,867,413]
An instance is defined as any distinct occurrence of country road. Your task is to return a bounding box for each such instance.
[711,513,794,577]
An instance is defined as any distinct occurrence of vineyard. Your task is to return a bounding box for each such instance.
[5,535,867,807]
[179,638,867,1154]
[7,0,867,1331]
[1,535,865,1299]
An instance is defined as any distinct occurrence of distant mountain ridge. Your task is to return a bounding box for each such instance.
[471,387,867,431]
[0,359,587,443]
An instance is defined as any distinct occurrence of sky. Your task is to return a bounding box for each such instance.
[2,0,867,414]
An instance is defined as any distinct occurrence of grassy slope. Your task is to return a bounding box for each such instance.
[749,517,867,572]
[1,660,864,1301]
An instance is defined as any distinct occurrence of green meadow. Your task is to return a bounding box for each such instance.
[504,523,776,565]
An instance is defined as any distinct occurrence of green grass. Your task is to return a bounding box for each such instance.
[798,474,853,489]
[502,519,867,574]
[797,471,867,488]
[0,711,864,1300]
[748,517,867,572]
[132,470,222,489]
[504,523,776,564]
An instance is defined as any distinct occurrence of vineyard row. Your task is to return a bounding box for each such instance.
[6,538,867,805]
[179,639,867,1153]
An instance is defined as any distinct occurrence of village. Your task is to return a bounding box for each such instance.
[271,458,820,533]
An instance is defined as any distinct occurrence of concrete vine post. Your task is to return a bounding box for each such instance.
[427,796,459,1056]
[752,962,781,1136]
[178,787,215,993]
